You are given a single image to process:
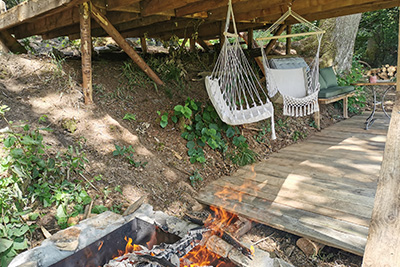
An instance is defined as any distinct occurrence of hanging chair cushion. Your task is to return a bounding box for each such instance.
[268,67,308,98]
[319,73,328,90]
[269,57,309,69]
[320,67,338,88]
[318,85,354,98]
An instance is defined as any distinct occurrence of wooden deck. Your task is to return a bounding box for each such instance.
[196,112,390,256]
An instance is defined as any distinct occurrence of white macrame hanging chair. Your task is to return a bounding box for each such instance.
[205,0,276,140]
[258,8,325,117]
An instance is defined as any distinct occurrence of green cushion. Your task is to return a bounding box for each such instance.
[319,73,328,90]
[320,67,338,88]
[318,86,354,98]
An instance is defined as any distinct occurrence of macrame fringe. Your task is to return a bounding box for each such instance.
[283,101,319,117]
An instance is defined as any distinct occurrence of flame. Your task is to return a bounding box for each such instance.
[250,245,255,256]
[98,241,104,251]
[124,236,143,254]
[181,245,232,267]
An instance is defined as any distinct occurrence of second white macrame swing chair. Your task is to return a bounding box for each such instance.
[205,0,276,140]
[257,7,325,117]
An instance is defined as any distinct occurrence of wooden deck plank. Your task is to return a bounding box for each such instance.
[197,113,389,256]
[210,177,372,226]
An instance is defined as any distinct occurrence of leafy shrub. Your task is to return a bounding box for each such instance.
[0,105,90,265]
[337,61,367,114]
[161,98,260,167]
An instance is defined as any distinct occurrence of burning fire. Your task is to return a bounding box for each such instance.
[180,245,233,267]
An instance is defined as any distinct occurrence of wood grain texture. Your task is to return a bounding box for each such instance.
[197,112,390,256]
[362,85,400,264]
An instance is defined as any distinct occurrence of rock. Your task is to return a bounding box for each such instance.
[49,227,81,251]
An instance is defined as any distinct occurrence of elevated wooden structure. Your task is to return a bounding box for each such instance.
[197,112,389,256]
[0,0,399,42]
[1,1,400,264]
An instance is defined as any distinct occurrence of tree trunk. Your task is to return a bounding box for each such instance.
[292,14,361,74]
[319,14,362,73]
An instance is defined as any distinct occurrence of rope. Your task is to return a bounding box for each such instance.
[205,0,276,139]
[258,7,324,117]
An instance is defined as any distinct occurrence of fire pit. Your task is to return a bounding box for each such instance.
[10,204,287,267]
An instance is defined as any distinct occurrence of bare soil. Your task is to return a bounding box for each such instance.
[0,49,384,267]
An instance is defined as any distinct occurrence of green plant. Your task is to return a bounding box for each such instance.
[337,61,367,114]
[157,111,169,128]
[229,135,258,166]
[254,122,272,144]
[112,145,147,168]
[123,113,136,121]
[292,130,307,142]
[0,106,92,265]
[189,171,203,187]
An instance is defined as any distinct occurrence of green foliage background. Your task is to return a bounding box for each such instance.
[355,7,399,67]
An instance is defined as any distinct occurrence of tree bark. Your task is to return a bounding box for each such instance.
[320,14,362,73]
[292,14,361,74]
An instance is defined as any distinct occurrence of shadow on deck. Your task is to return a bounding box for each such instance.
[196,112,390,256]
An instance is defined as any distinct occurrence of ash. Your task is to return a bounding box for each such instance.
[105,228,210,267]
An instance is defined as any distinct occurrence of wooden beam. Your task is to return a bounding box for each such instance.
[79,2,93,105]
[286,24,292,55]
[196,38,210,51]
[0,30,26,53]
[247,28,254,49]
[90,3,164,86]
[189,37,196,51]
[140,37,147,54]
[0,0,86,30]
[175,0,245,17]
[14,9,140,39]
[105,0,140,12]
[141,0,199,16]
[42,12,145,40]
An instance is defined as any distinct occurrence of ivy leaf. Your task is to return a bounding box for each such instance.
[10,148,24,158]
[3,137,16,148]
[56,205,67,221]
[186,141,196,150]
[0,238,13,253]
[226,127,235,138]
[12,238,28,251]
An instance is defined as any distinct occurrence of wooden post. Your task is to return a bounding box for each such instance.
[190,38,196,52]
[90,3,164,86]
[196,38,210,52]
[180,37,188,50]
[0,30,26,54]
[286,25,292,55]
[362,9,400,266]
[265,25,286,54]
[79,2,93,105]
[343,97,348,118]
[247,28,254,50]
[140,37,147,54]
[219,21,225,47]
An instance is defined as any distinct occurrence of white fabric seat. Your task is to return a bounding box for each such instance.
[258,8,324,117]
[205,0,276,139]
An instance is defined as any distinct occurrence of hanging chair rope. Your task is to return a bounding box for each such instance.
[205,0,276,139]
[257,7,324,117]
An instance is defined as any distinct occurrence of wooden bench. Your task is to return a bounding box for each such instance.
[314,91,356,130]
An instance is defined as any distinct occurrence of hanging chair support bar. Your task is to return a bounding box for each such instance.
[257,30,325,41]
